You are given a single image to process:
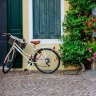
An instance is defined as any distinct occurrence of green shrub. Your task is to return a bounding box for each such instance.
[60,0,96,67]
[60,36,85,67]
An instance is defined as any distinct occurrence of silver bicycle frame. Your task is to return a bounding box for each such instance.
[12,42,43,65]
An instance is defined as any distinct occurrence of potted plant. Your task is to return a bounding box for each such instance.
[84,41,96,70]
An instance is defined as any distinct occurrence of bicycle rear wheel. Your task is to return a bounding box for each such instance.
[2,49,16,74]
[34,48,60,74]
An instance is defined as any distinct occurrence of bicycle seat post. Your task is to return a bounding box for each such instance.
[33,44,36,48]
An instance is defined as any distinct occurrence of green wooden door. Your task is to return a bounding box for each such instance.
[7,0,22,68]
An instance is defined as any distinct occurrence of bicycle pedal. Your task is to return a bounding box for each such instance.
[24,69,28,71]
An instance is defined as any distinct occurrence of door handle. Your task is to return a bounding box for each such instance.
[1,32,8,36]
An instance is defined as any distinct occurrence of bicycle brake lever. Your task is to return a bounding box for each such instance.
[2,32,11,37]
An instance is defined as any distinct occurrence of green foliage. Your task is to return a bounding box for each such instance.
[85,41,96,60]
[60,36,85,66]
[60,0,96,67]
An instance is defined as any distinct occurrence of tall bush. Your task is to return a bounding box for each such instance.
[60,0,96,67]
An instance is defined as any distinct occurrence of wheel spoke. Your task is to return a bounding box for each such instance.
[3,50,16,74]
[34,48,60,74]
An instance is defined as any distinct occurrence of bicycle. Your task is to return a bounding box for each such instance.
[2,33,61,74]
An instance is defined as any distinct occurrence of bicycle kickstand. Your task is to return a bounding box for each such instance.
[24,63,33,74]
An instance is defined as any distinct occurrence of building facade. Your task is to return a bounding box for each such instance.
[0,0,69,70]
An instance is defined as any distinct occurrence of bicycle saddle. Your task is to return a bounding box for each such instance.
[30,41,40,45]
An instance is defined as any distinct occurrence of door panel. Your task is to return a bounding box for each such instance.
[8,0,22,68]
[0,0,7,66]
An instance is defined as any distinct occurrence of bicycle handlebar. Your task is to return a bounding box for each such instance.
[2,33,26,43]
[10,34,26,43]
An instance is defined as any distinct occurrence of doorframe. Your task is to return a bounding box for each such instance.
[28,0,64,44]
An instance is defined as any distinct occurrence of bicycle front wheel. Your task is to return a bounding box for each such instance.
[34,48,60,74]
[2,49,16,74]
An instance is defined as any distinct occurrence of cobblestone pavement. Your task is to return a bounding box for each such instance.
[1,70,96,96]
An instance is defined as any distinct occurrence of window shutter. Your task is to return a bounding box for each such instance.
[33,0,61,39]
[8,0,22,68]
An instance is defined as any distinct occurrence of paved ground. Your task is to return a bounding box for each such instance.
[1,70,96,96]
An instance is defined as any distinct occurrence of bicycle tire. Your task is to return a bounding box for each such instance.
[2,49,16,74]
[34,48,60,74]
